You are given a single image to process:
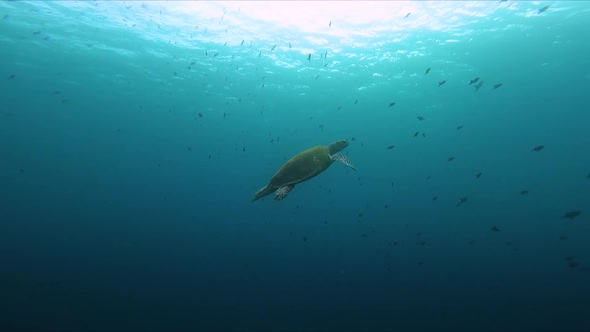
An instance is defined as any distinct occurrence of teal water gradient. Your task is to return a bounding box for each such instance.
[1,1,589,330]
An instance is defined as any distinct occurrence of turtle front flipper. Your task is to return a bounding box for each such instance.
[252,185,275,202]
[274,184,294,200]
[331,154,356,171]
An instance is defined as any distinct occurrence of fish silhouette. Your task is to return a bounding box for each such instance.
[563,211,581,219]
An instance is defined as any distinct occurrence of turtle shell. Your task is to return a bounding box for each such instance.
[268,145,333,188]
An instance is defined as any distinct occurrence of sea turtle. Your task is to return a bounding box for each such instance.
[251,139,356,202]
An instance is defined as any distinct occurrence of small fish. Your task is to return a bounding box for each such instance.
[388,102,396,107]
[198,112,203,118]
[404,12,411,18]
[422,133,426,138]
[7,74,15,79]
[271,44,276,51]
[33,31,42,35]
[354,99,358,104]
[336,106,341,111]
[258,51,261,57]
[417,116,425,121]
[329,21,332,28]
[469,77,480,85]
[493,83,503,90]
[240,40,244,46]
[587,173,590,179]
[438,80,446,87]
[190,61,196,65]
[414,131,419,137]
[261,83,265,88]
[386,145,395,150]
[457,125,464,130]
[315,74,319,80]
[520,190,529,195]
[324,51,328,58]
[538,5,549,14]
[425,67,431,74]
[563,211,581,219]
[475,172,482,179]
[213,52,218,57]
[242,146,246,152]
[432,196,438,201]
[456,196,468,207]
[491,226,500,232]
[474,81,483,92]
[448,156,455,161]
[173,71,177,76]
[532,145,544,152]
[351,137,356,141]
[307,53,311,61]
[187,147,192,151]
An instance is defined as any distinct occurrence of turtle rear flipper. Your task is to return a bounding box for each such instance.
[274,184,294,200]
[331,154,356,171]
[252,185,275,202]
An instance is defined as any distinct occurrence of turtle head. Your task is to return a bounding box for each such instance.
[327,139,349,155]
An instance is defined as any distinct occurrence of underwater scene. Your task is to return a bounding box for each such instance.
[1,1,590,331]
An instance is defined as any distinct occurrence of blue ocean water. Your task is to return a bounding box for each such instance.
[1,1,590,330]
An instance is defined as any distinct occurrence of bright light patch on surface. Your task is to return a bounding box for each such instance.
[0,0,570,73]
[6,0,559,53]
[168,1,507,47]
[185,1,417,31]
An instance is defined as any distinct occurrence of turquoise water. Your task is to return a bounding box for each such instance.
[1,1,590,330]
